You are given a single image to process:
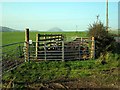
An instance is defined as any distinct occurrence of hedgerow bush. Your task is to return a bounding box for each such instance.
[88,21,115,58]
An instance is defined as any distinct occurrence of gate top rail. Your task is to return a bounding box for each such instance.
[38,34,63,37]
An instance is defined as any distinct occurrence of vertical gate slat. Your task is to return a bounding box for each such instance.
[36,34,39,60]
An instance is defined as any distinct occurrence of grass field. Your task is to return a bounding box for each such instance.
[2,31,88,45]
[2,52,120,88]
[2,31,120,89]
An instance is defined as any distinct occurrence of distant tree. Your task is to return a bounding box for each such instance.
[88,21,115,58]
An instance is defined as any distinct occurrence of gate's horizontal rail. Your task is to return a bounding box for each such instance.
[30,58,62,61]
[38,34,63,37]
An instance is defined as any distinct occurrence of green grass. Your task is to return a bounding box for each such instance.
[2,31,119,88]
[2,52,119,88]
[2,31,88,45]
[2,32,24,45]
[3,60,93,82]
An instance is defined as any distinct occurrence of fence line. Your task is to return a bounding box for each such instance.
[28,39,95,61]
[0,42,24,48]
[1,29,95,75]
[1,42,25,75]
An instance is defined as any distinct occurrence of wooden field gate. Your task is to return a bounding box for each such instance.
[35,34,64,61]
[24,29,95,61]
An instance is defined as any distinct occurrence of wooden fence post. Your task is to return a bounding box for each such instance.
[25,28,29,62]
[62,41,64,61]
[36,34,39,60]
[91,37,95,59]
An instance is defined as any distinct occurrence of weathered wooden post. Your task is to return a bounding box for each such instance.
[36,34,39,60]
[91,37,95,59]
[25,28,29,62]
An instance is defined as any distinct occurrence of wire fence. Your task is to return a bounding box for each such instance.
[1,37,95,75]
[0,42,25,75]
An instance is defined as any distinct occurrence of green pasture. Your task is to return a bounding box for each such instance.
[2,31,88,45]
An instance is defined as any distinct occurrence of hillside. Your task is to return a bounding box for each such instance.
[0,26,17,32]
[48,27,63,32]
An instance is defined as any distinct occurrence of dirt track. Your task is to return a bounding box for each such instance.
[25,77,119,90]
